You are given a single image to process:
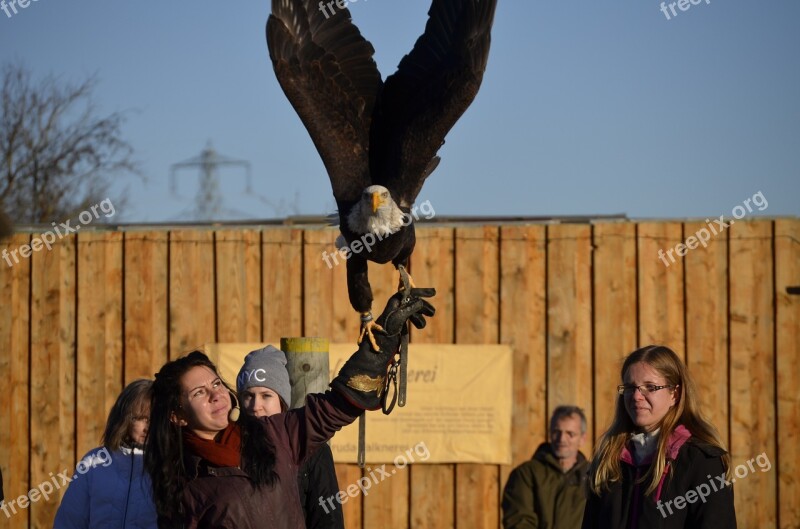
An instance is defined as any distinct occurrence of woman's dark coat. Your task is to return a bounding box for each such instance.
[180,391,359,529]
[582,426,736,529]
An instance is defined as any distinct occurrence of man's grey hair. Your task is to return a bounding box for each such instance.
[550,405,587,434]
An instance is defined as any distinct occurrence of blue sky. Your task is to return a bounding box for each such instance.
[1,0,798,222]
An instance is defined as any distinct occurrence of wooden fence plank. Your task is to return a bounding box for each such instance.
[215,230,262,342]
[498,224,547,525]
[263,228,303,339]
[637,222,685,359]
[547,224,593,453]
[169,230,216,359]
[729,220,776,528]
[775,219,799,529]
[455,226,499,529]
[0,233,31,529]
[498,226,546,453]
[76,232,123,457]
[360,258,409,528]
[124,231,168,383]
[303,228,362,529]
[409,226,456,529]
[303,229,337,339]
[684,220,730,446]
[29,233,76,527]
[362,464,410,528]
[592,223,637,443]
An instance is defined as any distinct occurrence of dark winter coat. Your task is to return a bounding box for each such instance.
[581,425,737,529]
[502,443,590,529]
[180,391,360,529]
[298,443,345,529]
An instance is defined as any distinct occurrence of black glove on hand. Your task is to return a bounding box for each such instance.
[331,287,436,410]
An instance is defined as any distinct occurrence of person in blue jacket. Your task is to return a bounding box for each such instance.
[54,379,157,529]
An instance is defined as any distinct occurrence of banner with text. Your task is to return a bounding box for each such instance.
[204,342,512,464]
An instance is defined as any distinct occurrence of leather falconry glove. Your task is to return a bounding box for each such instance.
[331,287,435,411]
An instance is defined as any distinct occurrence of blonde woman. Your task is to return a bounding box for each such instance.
[582,345,735,529]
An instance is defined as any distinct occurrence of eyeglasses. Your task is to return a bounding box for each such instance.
[617,384,678,396]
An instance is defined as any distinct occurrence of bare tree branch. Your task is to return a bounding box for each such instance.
[0,62,138,231]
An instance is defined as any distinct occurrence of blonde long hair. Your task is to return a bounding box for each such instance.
[589,345,730,496]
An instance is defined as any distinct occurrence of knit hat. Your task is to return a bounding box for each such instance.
[236,345,291,407]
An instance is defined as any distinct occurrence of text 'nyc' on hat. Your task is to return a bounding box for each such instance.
[236,345,291,407]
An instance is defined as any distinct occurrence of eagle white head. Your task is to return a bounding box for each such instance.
[347,185,405,236]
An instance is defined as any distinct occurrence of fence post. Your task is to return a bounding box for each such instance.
[281,337,330,409]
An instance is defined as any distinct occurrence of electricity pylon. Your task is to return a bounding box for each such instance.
[170,141,252,220]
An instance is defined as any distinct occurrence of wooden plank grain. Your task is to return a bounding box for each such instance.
[359,258,409,528]
[684,220,729,446]
[169,230,216,359]
[775,219,799,529]
[303,227,362,529]
[29,232,76,527]
[76,232,123,457]
[729,220,776,528]
[637,222,685,359]
[263,228,303,339]
[454,226,499,529]
[547,224,594,454]
[592,222,637,444]
[409,226,456,529]
[303,229,337,339]
[215,229,261,342]
[0,233,31,529]
[499,225,547,466]
[124,231,168,382]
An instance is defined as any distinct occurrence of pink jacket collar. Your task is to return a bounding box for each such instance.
[620,424,692,467]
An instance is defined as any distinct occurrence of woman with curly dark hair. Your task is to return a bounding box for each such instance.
[144,289,434,528]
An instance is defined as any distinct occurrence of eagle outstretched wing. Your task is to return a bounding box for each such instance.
[267,0,382,207]
[370,0,498,208]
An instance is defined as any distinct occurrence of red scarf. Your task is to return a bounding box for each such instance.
[183,423,242,468]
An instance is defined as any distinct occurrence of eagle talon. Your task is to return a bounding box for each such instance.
[358,317,385,352]
[397,266,416,295]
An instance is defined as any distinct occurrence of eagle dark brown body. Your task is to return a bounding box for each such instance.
[267,0,497,344]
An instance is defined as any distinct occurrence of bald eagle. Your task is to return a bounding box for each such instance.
[267,0,497,348]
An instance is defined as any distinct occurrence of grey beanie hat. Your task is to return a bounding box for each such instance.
[236,345,291,407]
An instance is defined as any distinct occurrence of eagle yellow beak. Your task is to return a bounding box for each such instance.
[371,192,382,214]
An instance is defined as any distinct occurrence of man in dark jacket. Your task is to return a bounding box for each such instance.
[503,405,590,529]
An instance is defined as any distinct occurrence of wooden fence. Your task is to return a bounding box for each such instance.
[0,218,798,529]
